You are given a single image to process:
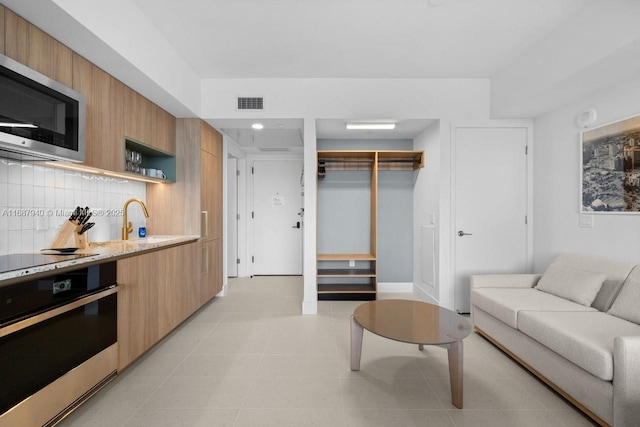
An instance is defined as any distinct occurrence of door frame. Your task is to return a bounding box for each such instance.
[247,154,304,277]
[448,121,534,311]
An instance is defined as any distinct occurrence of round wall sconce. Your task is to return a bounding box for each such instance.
[576,108,598,128]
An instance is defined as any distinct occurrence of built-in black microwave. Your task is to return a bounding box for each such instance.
[0,53,85,162]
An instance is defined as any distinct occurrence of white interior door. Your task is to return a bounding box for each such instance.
[252,159,303,275]
[227,157,238,277]
[454,127,528,313]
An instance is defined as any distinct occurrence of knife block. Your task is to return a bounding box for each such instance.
[49,221,88,249]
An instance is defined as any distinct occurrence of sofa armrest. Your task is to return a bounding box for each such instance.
[470,274,542,289]
[613,336,640,426]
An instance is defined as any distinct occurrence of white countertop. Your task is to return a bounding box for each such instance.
[0,235,200,283]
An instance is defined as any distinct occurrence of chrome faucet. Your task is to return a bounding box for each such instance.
[121,198,150,240]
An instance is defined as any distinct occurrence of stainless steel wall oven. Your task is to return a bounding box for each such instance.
[0,261,118,427]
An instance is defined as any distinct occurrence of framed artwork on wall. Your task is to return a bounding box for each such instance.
[581,114,640,213]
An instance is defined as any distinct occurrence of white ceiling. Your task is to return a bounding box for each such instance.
[131,0,594,79]
[4,0,637,140]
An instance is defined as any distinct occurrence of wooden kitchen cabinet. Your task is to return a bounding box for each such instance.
[201,238,222,303]
[117,250,159,371]
[157,242,200,338]
[124,86,154,148]
[0,6,5,55]
[124,86,176,155]
[117,242,201,371]
[72,53,125,172]
[201,124,223,239]
[153,105,176,155]
[4,10,73,87]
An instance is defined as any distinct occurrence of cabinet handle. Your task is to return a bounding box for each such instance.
[201,211,209,239]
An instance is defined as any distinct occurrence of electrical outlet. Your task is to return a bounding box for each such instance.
[349,260,355,267]
[579,214,594,228]
[36,216,48,231]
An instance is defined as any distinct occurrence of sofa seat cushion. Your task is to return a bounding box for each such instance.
[518,311,640,381]
[471,288,596,328]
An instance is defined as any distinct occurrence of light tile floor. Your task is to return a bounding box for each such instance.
[60,276,597,427]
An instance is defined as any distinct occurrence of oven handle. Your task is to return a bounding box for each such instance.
[0,285,117,339]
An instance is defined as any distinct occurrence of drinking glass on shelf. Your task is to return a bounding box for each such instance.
[125,149,132,162]
[126,161,133,172]
[133,151,142,165]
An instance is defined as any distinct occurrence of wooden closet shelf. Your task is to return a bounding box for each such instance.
[317,254,376,261]
[317,269,376,277]
[317,283,376,294]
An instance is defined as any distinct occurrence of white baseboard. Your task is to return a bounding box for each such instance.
[413,283,439,305]
[377,282,414,293]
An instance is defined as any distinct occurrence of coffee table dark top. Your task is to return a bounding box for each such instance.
[353,299,472,345]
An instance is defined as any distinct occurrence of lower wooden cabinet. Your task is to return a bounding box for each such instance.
[117,242,200,371]
[201,238,222,304]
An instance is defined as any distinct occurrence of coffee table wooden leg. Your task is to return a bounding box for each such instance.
[446,341,464,409]
[350,315,363,371]
[418,344,424,351]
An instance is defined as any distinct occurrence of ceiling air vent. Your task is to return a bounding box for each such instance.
[237,97,264,111]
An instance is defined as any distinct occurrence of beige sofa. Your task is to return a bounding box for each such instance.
[470,253,640,427]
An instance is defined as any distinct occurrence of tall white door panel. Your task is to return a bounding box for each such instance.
[454,127,528,313]
[252,159,304,275]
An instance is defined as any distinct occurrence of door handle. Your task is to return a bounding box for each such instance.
[458,230,473,237]
[292,221,301,229]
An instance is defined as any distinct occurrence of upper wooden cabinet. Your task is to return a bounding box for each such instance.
[4,10,73,87]
[0,6,5,55]
[154,105,176,155]
[72,54,125,172]
[201,122,223,157]
[124,86,153,146]
[124,86,176,155]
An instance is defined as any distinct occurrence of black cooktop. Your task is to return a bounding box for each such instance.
[0,253,98,275]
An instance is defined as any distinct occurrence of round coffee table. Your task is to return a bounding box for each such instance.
[350,299,472,408]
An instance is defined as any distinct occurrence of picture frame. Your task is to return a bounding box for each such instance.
[581,113,640,213]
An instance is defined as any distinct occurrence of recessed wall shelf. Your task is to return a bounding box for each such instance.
[125,139,176,183]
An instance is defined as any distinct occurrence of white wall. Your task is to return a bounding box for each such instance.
[534,73,640,270]
[201,78,492,313]
[413,122,441,303]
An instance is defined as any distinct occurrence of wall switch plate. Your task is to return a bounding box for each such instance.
[349,260,355,267]
[579,214,594,228]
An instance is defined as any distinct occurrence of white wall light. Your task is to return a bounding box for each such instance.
[576,108,598,128]
[251,123,264,130]
[346,123,396,130]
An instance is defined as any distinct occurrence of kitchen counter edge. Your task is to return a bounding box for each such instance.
[0,236,200,286]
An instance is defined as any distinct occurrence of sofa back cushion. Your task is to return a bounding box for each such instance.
[608,269,640,324]
[552,253,635,311]
[535,264,606,306]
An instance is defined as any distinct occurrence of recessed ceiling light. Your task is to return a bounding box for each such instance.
[252,123,264,130]
[346,123,396,130]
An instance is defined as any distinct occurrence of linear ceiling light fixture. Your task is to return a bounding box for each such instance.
[346,123,396,130]
[252,123,264,130]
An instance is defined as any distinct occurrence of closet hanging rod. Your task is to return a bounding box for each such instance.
[377,158,420,163]
[317,159,374,163]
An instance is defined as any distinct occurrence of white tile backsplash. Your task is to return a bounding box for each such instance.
[0,158,147,255]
